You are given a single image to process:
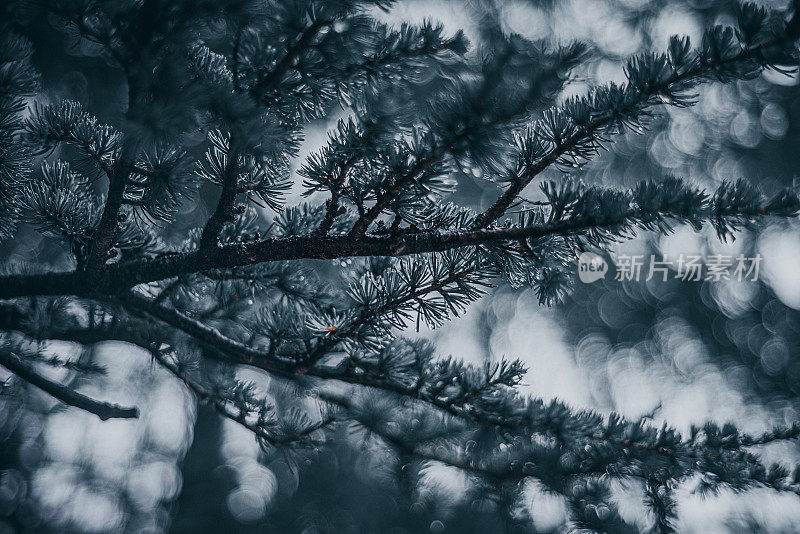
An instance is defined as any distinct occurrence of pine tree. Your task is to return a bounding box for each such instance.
[2,0,800,531]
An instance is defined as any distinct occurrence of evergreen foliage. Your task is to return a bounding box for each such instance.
[1,0,800,531]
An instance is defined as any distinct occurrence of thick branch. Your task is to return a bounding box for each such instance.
[2,189,788,300]
[3,179,797,299]
[0,214,615,298]
[0,348,139,420]
[86,157,131,273]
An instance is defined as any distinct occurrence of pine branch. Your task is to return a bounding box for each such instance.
[0,223,546,297]
[117,291,298,373]
[0,346,138,420]
[312,390,800,500]
[347,143,450,237]
[344,38,580,237]
[6,297,799,499]
[645,478,678,534]
[340,24,467,81]
[472,16,800,229]
[1,303,330,445]
[122,295,800,476]
[7,4,800,527]
[111,291,510,422]
[345,107,540,237]
[23,101,120,180]
[317,390,516,481]
[107,291,691,461]
[2,176,797,298]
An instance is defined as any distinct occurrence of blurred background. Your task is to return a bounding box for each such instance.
[3,0,800,532]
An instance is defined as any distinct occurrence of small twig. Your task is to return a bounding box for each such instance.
[200,134,240,250]
[0,349,138,420]
[251,19,332,99]
[149,345,334,448]
[314,124,378,236]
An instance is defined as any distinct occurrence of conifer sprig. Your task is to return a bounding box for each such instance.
[99,292,800,465]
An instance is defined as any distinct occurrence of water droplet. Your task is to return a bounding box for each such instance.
[430,520,445,533]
